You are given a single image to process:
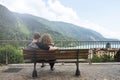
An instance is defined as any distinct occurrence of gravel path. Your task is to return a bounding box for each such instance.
[0,63,120,80]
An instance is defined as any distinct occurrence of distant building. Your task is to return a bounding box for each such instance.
[93,48,119,58]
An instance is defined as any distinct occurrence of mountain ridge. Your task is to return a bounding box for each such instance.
[0,4,118,41]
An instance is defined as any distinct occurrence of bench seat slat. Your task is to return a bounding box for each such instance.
[24,59,87,63]
[23,49,89,62]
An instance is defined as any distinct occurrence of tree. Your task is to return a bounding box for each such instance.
[106,42,111,48]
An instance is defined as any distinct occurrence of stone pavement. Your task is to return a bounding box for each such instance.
[0,63,120,80]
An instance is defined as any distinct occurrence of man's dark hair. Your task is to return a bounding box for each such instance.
[33,32,41,39]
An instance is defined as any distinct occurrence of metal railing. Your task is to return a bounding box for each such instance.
[0,40,120,64]
[0,40,120,49]
[54,40,120,49]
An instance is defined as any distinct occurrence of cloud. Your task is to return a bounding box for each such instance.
[47,0,115,39]
[0,0,81,23]
[0,0,54,19]
[48,0,81,23]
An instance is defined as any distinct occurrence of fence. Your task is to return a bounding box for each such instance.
[0,40,120,64]
[0,40,120,49]
[54,40,120,49]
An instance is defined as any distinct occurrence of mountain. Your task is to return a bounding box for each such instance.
[0,4,118,41]
[0,5,29,40]
[43,21,106,40]
[16,13,72,40]
[0,4,71,40]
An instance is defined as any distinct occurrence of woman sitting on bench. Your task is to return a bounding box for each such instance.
[40,33,56,71]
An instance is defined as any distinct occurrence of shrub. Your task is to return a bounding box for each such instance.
[101,54,113,62]
[0,45,24,64]
[91,55,103,62]
[91,54,114,62]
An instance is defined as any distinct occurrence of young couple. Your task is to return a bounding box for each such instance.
[27,32,58,71]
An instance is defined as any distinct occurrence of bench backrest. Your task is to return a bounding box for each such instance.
[23,49,89,61]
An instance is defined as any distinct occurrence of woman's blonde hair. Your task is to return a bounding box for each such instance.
[40,33,53,44]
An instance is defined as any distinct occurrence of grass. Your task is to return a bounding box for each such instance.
[0,63,3,66]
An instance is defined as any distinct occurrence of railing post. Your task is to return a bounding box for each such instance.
[5,47,8,65]
[5,51,8,65]
[88,49,93,65]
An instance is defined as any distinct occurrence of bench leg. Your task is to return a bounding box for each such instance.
[32,62,37,78]
[75,62,80,76]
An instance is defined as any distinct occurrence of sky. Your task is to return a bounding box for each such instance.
[0,0,120,40]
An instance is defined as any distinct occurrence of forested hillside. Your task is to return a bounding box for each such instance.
[0,4,117,41]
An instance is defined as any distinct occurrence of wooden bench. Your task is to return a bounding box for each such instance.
[23,49,89,78]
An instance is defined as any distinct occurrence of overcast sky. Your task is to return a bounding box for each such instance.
[0,0,120,40]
